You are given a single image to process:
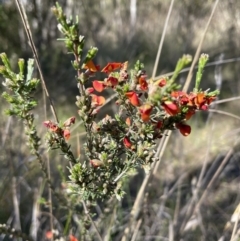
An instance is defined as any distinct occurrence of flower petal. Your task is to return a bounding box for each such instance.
[91,94,106,106]
[63,116,75,127]
[139,104,153,122]
[162,101,180,116]
[125,91,140,106]
[155,78,167,87]
[138,76,148,91]
[101,62,123,73]
[90,159,104,168]
[123,136,132,149]
[92,80,105,92]
[176,123,191,136]
[63,129,71,140]
[126,117,131,126]
[106,76,118,87]
[83,60,100,72]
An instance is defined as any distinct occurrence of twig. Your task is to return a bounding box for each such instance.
[208,109,240,121]
[130,219,142,241]
[82,201,103,241]
[155,56,240,79]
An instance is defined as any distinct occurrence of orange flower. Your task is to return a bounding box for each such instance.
[176,123,191,136]
[69,235,78,241]
[93,80,105,92]
[125,91,140,106]
[101,62,123,73]
[126,117,131,126]
[123,136,132,149]
[83,60,100,72]
[194,92,206,108]
[139,104,153,122]
[162,101,180,116]
[91,94,106,106]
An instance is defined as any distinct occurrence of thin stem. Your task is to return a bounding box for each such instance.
[183,0,220,92]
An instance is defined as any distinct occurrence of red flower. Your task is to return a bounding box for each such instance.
[155,78,167,87]
[125,91,140,106]
[85,87,94,95]
[69,234,78,241]
[185,108,195,120]
[162,101,180,116]
[139,104,153,122]
[91,94,106,106]
[83,60,100,72]
[101,62,123,73]
[93,80,105,92]
[63,129,71,140]
[43,121,61,133]
[63,116,76,127]
[176,123,191,136]
[90,159,104,168]
[171,91,190,105]
[156,120,163,129]
[46,231,53,239]
[206,95,216,105]
[123,136,132,149]
[138,76,148,91]
[106,76,118,87]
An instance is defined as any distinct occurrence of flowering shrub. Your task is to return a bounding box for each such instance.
[0,3,219,204]
[44,4,219,201]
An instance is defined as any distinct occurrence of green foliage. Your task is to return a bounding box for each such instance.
[0,53,40,153]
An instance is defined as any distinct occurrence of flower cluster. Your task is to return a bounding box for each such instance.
[43,116,76,141]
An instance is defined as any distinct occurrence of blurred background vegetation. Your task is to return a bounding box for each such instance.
[0,0,240,240]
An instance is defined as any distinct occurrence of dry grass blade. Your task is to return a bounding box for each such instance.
[12,177,21,231]
[15,0,58,123]
[195,149,233,213]
[183,0,220,93]
[15,1,58,239]
[1,116,12,147]
[151,0,175,79]
[30,178,43,240]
